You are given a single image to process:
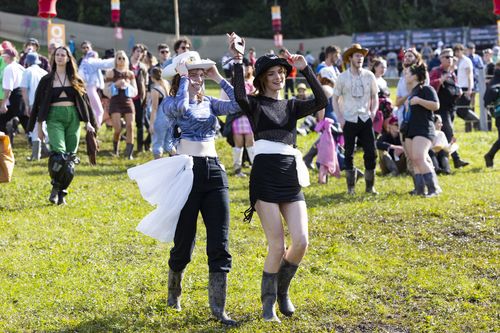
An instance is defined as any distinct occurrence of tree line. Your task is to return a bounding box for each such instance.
[1,0,496,39]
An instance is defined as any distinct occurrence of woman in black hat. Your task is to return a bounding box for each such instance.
[229,33,327,322]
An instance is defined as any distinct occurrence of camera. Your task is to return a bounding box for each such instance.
[233,35,245,55]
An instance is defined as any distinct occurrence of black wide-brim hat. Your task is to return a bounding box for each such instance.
[253,54,293,87]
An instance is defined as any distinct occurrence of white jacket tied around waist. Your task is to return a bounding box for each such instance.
[254,139,310,187]
[127,155,194,243]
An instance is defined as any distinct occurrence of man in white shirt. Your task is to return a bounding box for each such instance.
[333,44,379,195]
[452,43,475,167]
[21,52,48,160]
[315,45,341,76]
[0,48,27,144]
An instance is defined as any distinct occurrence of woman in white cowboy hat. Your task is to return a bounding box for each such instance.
[228,32,327,322]
[128,49,242,326]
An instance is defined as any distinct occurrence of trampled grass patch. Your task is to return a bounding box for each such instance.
[0,88,499,332]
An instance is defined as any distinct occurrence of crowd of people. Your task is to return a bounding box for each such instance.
[0,33,499,326]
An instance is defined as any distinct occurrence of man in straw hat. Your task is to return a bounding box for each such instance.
[332,43,379,195]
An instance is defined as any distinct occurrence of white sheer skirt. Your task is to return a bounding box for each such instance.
[127,155,194,242]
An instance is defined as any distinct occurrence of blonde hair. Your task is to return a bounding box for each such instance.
[114,50,130,69]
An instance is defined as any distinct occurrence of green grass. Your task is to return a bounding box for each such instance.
[0,87,499,332]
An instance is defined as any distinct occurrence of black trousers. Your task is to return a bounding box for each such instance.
[486,116,500,158]
[437,107,463,162]
[344,117,377,170]
[0,88,28,133]
[169,156,232,273]
[133,99,150,151]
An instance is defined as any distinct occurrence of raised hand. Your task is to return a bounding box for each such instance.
[226,32,244,61]
[205,65,223,83]
[283,49,307,71]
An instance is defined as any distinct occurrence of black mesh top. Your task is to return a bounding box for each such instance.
[233,63,327,147]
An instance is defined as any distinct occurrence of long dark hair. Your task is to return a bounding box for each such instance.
[51,46,86,96]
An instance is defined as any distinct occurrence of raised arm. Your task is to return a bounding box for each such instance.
[208,80,241,116]
[161,97,180,154]
[174,76,190,113]
[293,65,328,119]
[232,63,251,115]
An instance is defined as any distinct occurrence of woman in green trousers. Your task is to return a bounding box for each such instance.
[29,46,96,205]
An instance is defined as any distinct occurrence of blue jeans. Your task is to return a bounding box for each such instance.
[152,110,169,156]
[168,156,232,273]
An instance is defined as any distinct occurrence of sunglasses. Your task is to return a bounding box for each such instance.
[442,55,453,59]
[117,57,125,60]
[180,45,190,50]
[160,50,170,54]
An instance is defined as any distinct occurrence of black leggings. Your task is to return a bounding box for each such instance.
[168,156,232,273]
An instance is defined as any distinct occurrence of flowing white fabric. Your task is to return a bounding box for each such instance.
[127,155,194,242]
[254,139,310,187]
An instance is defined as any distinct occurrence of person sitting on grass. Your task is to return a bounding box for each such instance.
[376,115,406,176]
[429,114,455,175]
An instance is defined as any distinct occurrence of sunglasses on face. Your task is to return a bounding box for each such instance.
[117,57,125,60]
[180,45,190,51]
[442,56,453,59]
[160,50,170,54]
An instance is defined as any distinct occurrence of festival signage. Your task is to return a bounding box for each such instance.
[387,30,407,49]
[469,25,497,46]
[353,32,387,49]
[410,28,443,48]
[48,23,65,46]
[444,27,464,46]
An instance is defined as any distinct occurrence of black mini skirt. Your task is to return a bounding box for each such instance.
[249,153,304,206]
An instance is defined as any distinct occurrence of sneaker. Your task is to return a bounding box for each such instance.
[235,172,247,178]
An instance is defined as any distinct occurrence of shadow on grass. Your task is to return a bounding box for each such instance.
[305,190,399,208]
[45,307,255,333]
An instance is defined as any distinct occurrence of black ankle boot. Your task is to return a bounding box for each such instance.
[277,260,298,317]
[208,272,237,326]
[261,272,280,322]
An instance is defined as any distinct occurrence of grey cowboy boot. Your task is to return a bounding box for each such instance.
[113,141,119,156]
[346,169,356,195]
[167,268,184,310]
[414,174,426,196]
[423,172,440,197]
[277,259,299,317]
[364,169,378,194]
[124,143,134,160]
[261,272,280,322]
[208,272,237,326]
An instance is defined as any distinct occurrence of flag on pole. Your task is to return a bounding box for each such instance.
[111,0,120,23]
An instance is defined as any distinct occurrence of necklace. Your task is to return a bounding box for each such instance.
[55,72,66,87]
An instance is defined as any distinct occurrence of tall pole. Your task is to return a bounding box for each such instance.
[174,0,180,40]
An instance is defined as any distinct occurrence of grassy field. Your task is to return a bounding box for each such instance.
[0,86,499,332]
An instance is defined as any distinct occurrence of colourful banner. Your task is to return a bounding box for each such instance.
[47,22,65,46]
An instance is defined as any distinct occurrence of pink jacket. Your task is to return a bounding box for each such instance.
[315,118,340,178]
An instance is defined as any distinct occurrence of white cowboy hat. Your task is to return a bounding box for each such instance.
[162,51,216,80]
